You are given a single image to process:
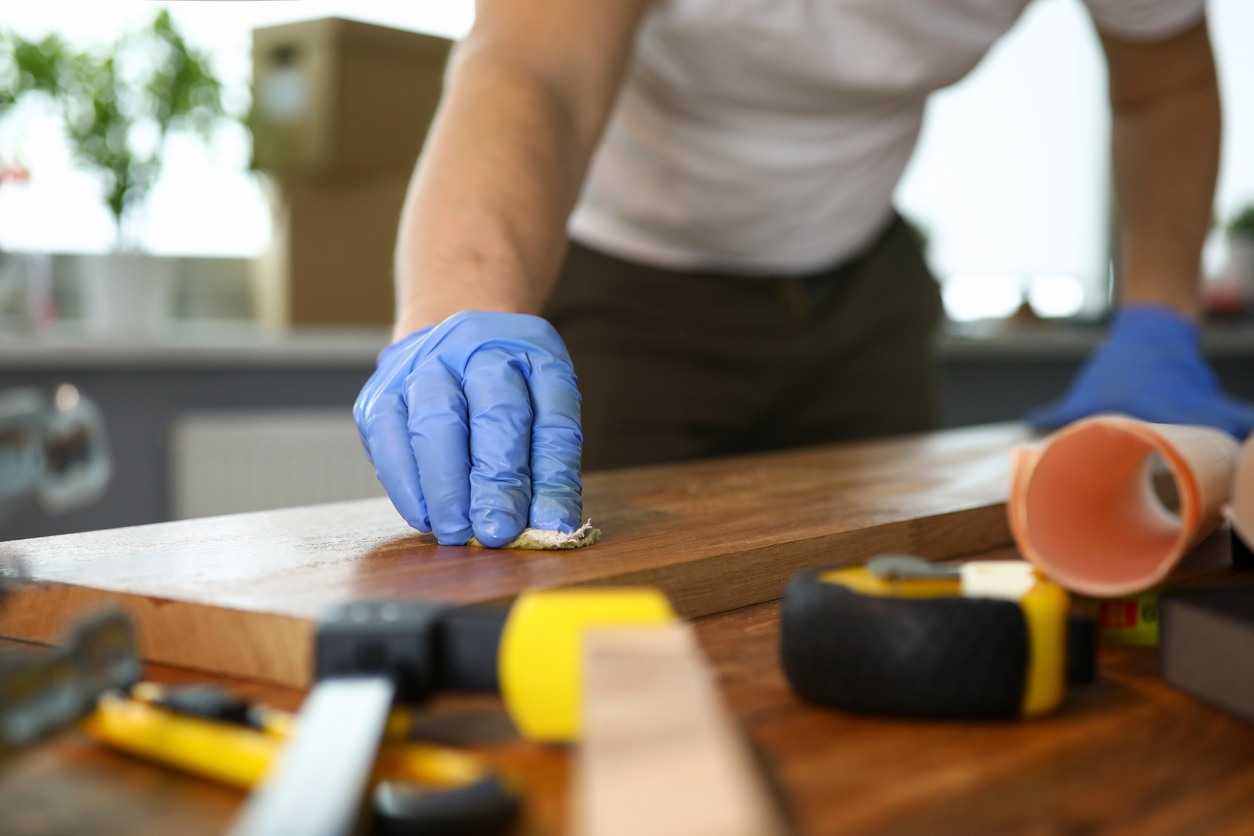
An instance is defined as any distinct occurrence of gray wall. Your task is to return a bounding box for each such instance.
[0,365,372,540]
[4,326,1254,541]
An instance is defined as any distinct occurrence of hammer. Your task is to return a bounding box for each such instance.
[228,589,675,836]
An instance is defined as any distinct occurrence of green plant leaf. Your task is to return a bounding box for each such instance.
[0,9,235,246]
[1229,205,1254,238]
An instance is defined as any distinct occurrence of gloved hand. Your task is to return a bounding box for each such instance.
[354,311,583,546]
[1026,303,1254,438]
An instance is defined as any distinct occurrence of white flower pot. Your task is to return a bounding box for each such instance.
[77,253,173,335]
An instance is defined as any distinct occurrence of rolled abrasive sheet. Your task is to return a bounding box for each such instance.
[1227,438,1254,557]
[1009,416,1238,597]
[467,520,600,550]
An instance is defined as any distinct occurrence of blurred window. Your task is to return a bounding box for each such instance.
[0,1,474,257]
[900,0,1254,321]
[0,0,1250,297]
[896,0,1109,321]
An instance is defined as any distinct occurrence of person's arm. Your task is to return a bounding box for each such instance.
[1028,14,1254,437]
[1104,16,1219,319]
[356,0,651,546]
[392,0,652,340]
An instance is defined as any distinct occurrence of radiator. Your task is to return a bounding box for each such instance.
[170,410,385,520]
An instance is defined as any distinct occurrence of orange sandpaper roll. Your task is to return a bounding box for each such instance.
[1010,416,1238,597]
[1227,436,1254,552]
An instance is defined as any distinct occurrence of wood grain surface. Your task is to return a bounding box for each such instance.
[697,598,1254,836]
[0,423,1027,687]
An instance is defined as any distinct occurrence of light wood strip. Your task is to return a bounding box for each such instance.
[573,624,785,836]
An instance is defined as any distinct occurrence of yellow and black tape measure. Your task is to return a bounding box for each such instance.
[780,556,1085,720]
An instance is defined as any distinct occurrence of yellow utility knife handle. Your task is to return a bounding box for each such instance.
[81,693,487,791]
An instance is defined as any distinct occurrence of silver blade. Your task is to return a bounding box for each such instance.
[228,676,395,836]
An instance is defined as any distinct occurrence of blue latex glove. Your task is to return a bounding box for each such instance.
[354,311,583,546]
[1026,304,1254,438]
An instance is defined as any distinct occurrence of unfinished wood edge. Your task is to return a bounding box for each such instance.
[573,624,787,836]
[0,582,312,689]
[574,502,1013,619]
[923,502,1015,559]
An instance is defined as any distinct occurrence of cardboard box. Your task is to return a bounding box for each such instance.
[252,18,453,177]
[251,18,453,326]
[254,169,411,327]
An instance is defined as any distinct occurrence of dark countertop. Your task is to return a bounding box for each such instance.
[0,324,391,370]
[4,318,1254,370]
[941,318,1254,361]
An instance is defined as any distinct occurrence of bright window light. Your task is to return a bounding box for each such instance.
[895,0,1109,317]
[942,276,1023,322]
[1027,274,1085,318]
[0,1,476,257]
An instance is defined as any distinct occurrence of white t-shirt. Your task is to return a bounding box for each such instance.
[567,0,1206,275]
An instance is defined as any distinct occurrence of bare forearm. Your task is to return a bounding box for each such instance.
[392,0,649,340]
[393,58,578,337]
[1105,18,1219,320]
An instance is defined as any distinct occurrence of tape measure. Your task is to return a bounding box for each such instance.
[781,556,1081,720]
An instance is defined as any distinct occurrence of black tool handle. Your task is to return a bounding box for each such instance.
[0,609,140,752]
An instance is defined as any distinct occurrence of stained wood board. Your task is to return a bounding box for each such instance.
[0,422,1028,688]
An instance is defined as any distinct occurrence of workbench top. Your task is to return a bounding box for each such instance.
[3,420,1254,834]
[6,585,1254,836]
[0,324,391,369]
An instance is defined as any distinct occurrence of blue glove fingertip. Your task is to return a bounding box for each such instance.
[407,363,475,546]
[356,384,432,533]
[354,311,584,551]
[526,355,583,533]
[529,493,582,533]
[463,348,534,549]
[435,529,473,547]
[469,512,527,548]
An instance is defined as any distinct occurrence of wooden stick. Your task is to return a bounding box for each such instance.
[573,624,787,836]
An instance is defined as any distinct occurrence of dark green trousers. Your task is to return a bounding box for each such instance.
[543,216,944,472]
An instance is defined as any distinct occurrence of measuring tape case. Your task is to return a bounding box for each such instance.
[780,565,1068,720]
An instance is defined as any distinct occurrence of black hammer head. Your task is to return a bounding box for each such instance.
[315,601,449,704]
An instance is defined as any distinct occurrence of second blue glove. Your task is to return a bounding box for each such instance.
[354,311,583,547]
[1026,304,1254,438]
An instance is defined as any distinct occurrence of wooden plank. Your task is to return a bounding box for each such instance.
[9,564,1254,835]
[0,423,1026,687]
[573,624,785,836]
